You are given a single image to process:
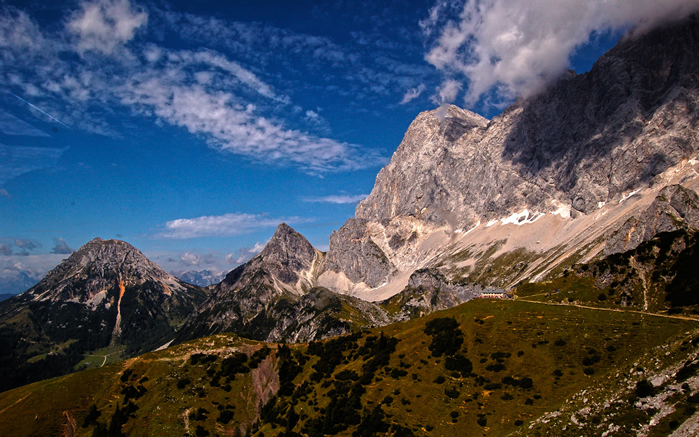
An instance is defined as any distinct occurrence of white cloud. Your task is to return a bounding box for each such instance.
[434,79,462,105]
[424,0,699,106]
[0,4,386,174]
[67,0,147,55]
[304,194,369,204]
[400,84,425,104]
[179,251,200,266]
[228,241,267,264]
[157,213,312,239]
[51,238,74,254]
[305,110,320,121]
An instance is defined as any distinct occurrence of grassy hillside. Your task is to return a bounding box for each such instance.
[0,299,697,436]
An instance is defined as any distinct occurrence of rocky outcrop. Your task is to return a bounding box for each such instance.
[324,218,394,288]
[322,16,699,296]
[605,184,699,255]
[383,268,504,320]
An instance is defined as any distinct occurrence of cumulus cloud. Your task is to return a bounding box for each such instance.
[424,0,699,106]
[400,84,426,104]
[157,213,312,239]
[179,252,200,266]
[304,194,369,204]
[67,0,147,55]
[51,238,74,254]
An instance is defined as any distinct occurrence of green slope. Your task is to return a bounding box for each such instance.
[0,299,697,436]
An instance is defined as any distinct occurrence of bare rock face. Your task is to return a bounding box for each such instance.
[324,218,394,288]
[253,222,318,287]
[323,16,699,294]
[605,185,699,255]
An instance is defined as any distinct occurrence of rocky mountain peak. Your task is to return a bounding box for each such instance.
[25,237,179,304]
[259,223,316,265]
[321,16,699,297]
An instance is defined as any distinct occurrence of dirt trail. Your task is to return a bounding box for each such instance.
[517,298,699,322]
[0,394,30,416]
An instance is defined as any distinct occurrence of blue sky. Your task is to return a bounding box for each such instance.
[1,0,696,288]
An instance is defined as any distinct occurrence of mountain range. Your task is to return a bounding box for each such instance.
[1,14,699,436]
[173,269,228,287]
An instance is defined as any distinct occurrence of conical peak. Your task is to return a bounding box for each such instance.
[272,222,294,237]
[260,223,315,261]
[256,223,316,266]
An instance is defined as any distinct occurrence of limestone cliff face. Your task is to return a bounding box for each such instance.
[605,184,699,255]
[321,16,699,296]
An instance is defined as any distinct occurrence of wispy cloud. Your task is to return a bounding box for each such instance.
[304,194,369,204]
[0,144,66,185]
[423,0,699,106]
[400,84,425,105]
[0,110,50,136]
[0,1,387,174]
[156,213,313,239]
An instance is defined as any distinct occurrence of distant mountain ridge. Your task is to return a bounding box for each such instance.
[173,269,227,287]
[0,269,41,296]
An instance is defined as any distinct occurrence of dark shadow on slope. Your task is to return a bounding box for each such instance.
[500,15,699,213]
